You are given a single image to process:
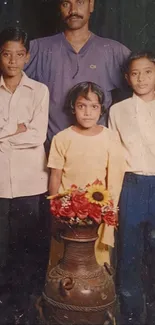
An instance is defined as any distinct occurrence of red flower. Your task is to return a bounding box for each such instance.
[49,181,115,225]
[59,204,76,218]
[72,191,89,219]
[76,208,89,219]
[72,191,89,207]
[71,184,78,190]
[103,211,117,226]
[50,199,62,217]
[88,203,102,224]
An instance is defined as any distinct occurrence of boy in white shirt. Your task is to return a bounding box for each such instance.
[0,27,49,322]
[109,51,155,325]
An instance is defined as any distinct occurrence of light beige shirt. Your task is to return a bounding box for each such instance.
[48,126,125,247]
[48,126,125,206]
[0,72,49,198]
[109,94,155,175]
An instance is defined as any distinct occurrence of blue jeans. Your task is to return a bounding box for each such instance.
[117,172,155,322]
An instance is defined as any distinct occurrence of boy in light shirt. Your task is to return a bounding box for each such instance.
[109,51,155,325]
[0,27,49,323]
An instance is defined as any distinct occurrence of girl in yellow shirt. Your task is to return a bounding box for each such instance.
[48,81,125,266]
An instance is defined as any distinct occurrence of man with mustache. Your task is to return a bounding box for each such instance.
[25,0,130,152]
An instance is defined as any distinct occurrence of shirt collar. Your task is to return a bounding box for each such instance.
[0,71,35,90]
[61,32,95,54]
[132,93,155,112]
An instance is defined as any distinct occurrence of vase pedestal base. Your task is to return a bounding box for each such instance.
[37,294,115,325]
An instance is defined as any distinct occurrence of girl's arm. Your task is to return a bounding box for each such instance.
[47,133,66,193]
[49,168,63,195]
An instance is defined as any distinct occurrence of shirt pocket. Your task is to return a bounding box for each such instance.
[16,97,34,124]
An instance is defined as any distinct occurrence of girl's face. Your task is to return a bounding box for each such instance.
[74,91,102,129]
[126,57,155,100]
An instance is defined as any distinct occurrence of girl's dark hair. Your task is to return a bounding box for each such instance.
[125,50,155,74]
[0,27,29,52]
[65,81,106,115]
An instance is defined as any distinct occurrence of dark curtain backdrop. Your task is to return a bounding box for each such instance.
[0,0,155,51]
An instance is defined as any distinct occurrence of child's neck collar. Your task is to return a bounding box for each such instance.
[3,73,23,93]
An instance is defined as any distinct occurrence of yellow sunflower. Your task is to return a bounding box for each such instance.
[85,185,110,206]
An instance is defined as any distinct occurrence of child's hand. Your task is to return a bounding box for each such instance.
[16,123,27,134]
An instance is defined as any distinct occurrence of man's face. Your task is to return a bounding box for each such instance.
[60,0,94,30]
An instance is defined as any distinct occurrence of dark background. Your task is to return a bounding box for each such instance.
[0,0,155,51]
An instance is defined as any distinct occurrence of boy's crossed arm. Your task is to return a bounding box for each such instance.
[8,86,49,148]
[0,123,27,141]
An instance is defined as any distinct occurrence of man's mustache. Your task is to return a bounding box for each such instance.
[65,14,83,21]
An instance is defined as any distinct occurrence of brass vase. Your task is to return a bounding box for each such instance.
[40,224,116,325]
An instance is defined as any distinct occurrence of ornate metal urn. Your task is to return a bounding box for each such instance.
[38,224,116,325]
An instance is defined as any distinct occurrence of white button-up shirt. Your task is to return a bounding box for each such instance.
[109,94,155,175]
[0,72,49,198]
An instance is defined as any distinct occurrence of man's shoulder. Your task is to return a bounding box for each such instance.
[30,33,62,50]
[93,34,128,51]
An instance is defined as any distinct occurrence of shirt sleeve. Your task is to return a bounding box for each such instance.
[0,108,17,141]
[108,104,121,141]
[8,85,49,148]
[108,42,131,91]
[116,43,130,69]
[0,120,17,140]
[47,134,66,170]
[107,131,125,207]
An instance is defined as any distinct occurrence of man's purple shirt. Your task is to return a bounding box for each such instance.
[25,32,130,145]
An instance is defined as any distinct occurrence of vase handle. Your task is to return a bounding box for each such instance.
[104,262,114,276]
[60,277,74,296]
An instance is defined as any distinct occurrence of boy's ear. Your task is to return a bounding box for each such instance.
[90,0,95,13]
[25,52,30,64]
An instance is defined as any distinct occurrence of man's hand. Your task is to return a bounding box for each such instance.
[15,123,27,134]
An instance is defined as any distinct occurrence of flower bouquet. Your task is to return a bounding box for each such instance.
[48,180,118,227]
